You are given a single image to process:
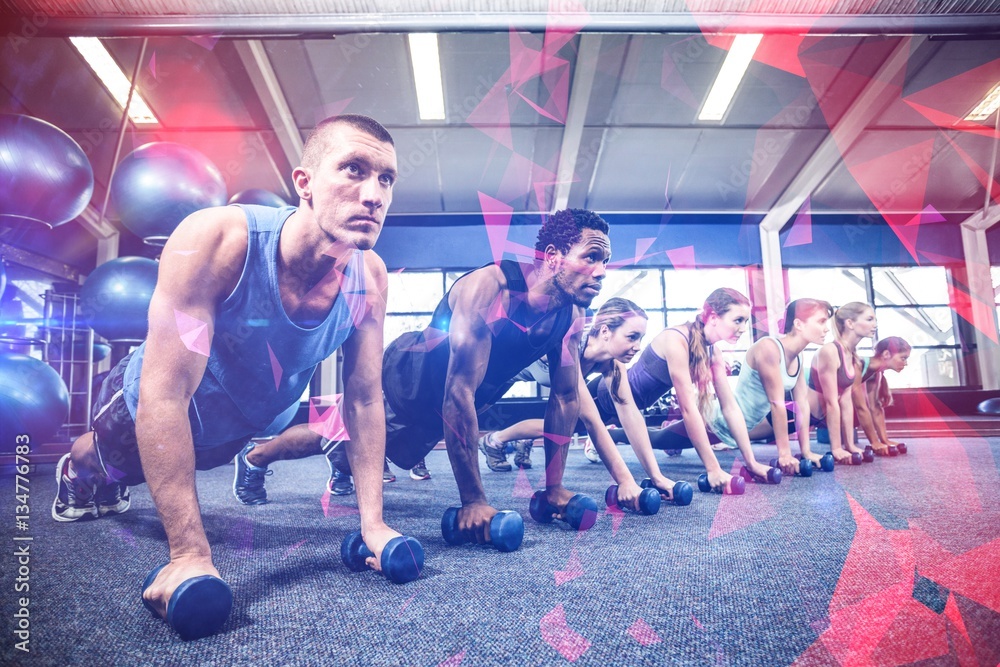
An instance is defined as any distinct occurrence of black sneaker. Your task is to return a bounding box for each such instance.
[327,466,354,496]
[513,439,533,469]
[383,457,396,484]
[233,443,272,505]
[478,432,511,472]
[95,479,130,516]
[409,459,431,481]
[51,453,98,522]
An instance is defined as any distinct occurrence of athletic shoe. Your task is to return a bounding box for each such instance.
[51,453,98,522]
[95,479,130,516]
[383,458,396,483]
[327,460,354,496]
[582,438,601,463]
[478,432,512,472]
[665,449,683,457]
[233,443,272,505]
[513,439,533,469]
[409,459,431,481]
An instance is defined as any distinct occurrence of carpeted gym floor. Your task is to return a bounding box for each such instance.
[2,437,999,667]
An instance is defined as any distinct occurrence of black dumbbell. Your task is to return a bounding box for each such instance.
[605,484,660,515]
[640,478,693,506]
[770,457,813,477]
[441,507,524,552]
[340,531,424,584]
[529,490,598,531]
[142,564,233,641]
[739,464,782,484]
[697,473,746,495]
[896,442,907,455]
[862,446,875,463]
[798,453,835,472]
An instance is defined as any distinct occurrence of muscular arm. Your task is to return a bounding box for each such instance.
[543,316,585,490]
[339,252,397,556]
[135,207,245,612]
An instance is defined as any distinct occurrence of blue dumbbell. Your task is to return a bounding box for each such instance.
[441,507,524,552]
[142,565,233,641]
[769,457,813,477]
[605,484,660,515]
[896,442,907,455]
[739,464,782,484]
[798,453,834,472]
[640,478,693,506]
[697,473,746,495]
[529,490,598,530]
[862,446,875,463]
[340,531,424,584]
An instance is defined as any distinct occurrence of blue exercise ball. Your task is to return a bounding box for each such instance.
[0,114,94,228]
[0,353,70,446]
[229,188,288,208]
[110,142,227,243]
[80,257,158,342]
[977,397,1000,415]
[258,401,300,437]
[0,261,6,300]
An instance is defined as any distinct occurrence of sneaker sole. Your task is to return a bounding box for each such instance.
[409,471,430,481]
[51,454,98,522]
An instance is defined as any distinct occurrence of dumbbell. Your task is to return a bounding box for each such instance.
[895,442,907,455]
[769,457,813,477]
[887,445,899,456]
[862,446,875,463]
[739,464,782,484]
[697,473,746,495]
[605,484,660,515]
[640,478,693,506]
[529,490,598,531]
[797,453,834,472]
[441,507,524,552]
[141,565,233,641]
[340,531,424,584]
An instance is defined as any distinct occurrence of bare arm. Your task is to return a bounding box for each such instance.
[752,340,796,473]
[542,316,585,491]
[608,360,675,491]
[712,351,762,474]
[814,344,847,458]
[791,372,815,462]
[853,369,884,450]
[339,251,398,560]
[136,207,246,614]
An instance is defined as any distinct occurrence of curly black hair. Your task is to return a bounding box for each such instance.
[534,208,609,255]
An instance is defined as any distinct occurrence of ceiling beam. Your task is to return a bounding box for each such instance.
[234,40,302,199]
[553,34,602,213]
[758,35,925,233]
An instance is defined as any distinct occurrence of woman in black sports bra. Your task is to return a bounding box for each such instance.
[807,302,877,465]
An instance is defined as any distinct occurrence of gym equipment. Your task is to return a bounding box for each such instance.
[80,257,158,341]
[228,188,288,208]
[896,443,907,454]
[739,464,782,484]
[441,507,523,552]
[862,446,875,463]
[340,531,423,584]
[141,564,233,641]
[640,478,693,506]
[528,490,598,531]
[111,142,227,243]
[0,114,94,228]
[976,397,1000,414]
[0,353,69,445]
[797,453,834,472]
[697,473,746,495]
[769,457,813,477]
[605,484,660,515]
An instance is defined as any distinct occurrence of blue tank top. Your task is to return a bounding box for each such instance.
[123,204,367,448]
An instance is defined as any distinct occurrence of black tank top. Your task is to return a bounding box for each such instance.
[382,260,576,425]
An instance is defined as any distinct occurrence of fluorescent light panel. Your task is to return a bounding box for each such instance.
[70,37,158,125]
[966,82,1000,121]
[698,34,763,122]
[408,33,446,121]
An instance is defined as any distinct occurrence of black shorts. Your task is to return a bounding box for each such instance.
[765,406,824,433]
[92,354,253,486]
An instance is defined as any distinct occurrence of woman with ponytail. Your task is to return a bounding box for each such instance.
[807,301,877,464]
[852,336,911,455]
[710,299,834,476]
[480,298,688,508]
[594,288,754,493]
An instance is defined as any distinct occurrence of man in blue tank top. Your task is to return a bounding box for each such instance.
[51,115,403,624]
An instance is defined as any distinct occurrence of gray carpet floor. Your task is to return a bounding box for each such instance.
[2,438,999,667]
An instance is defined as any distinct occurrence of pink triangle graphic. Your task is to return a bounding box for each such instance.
[437,649,466,667]
[320,491,360,518]
[479,192,514,264]
[282,539,307,560]
[308,393,350,442]
[707,462,778,540]
[666,246,697,269]
[554,548,585,586]
[171,249,197,256]
[540,604,591,662]
[513,467,536,499]
[784,198,813,248]
[266,342,282,390]
[319,98,354,120]
[174,309,210,357]
[905,204,946,226]
[606,503,625,536]
[627,618,662,646]
[635,237,657,262]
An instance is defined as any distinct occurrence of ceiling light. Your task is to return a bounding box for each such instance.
[698,34,763,122]
[966,82,1000,121]
[70,37,158,125]
[408,33,446,121]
